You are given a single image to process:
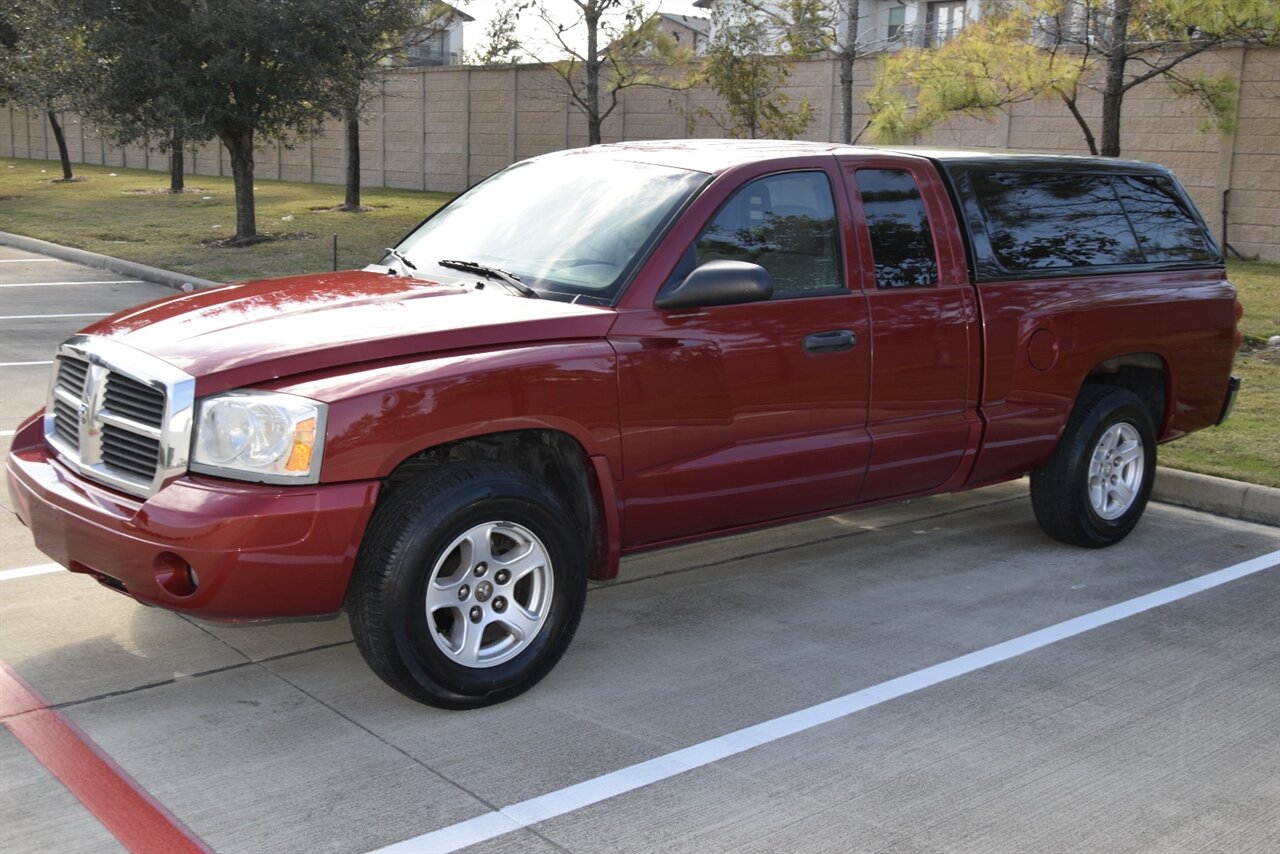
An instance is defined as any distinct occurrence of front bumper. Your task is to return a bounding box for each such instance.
[5,417,379,620]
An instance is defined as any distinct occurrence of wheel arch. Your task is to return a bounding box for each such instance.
[1079,352,1171,440]
[380,429,616,581]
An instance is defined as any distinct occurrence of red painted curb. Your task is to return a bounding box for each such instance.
[0,662,212,854]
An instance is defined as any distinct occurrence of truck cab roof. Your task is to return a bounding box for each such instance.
[539,139,1173,179]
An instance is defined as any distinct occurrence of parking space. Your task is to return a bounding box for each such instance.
[0,250,166,434]
[2,244,1278,853]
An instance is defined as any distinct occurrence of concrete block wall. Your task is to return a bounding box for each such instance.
[423,70,469,194]
[469,68,517,186]
[2,47,1276,260]
[514,70,567,163]
[1230,48,1280,257]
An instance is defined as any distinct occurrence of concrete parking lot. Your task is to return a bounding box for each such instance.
[2,244,1278,854]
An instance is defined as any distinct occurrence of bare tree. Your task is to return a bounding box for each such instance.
[536,0,689,146]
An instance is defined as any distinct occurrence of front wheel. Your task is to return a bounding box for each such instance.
[1030,386,1157,548]
[348,462,588,708]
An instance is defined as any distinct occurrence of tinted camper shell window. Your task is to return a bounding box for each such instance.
[935,158,1222,282]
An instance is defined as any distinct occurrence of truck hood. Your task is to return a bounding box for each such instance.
[80,270,617,392]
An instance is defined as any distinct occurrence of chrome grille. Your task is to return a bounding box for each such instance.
[57,357,89,397]
[103,373,166,427]
[101,423,161,478]
[44,336,196,498]
[51,397,81,450]
[51,357,90,451]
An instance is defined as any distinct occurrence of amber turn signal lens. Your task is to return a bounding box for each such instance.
[286,417,318,473]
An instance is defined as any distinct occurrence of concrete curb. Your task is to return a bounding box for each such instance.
[0,231,222,291]
[1154,467,1280,528]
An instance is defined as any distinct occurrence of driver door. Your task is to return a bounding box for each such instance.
[610,166,873,547]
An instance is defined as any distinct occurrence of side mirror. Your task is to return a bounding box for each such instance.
[655,260,773,310]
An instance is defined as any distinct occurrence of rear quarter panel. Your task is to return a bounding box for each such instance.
[968,267,1236,486]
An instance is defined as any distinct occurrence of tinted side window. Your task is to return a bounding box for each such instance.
[856,169,938,288]
[695,171,843,298]
[973,172,1143,270]
[1112,175,1215,262]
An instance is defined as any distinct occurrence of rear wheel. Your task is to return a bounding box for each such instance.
[348,462,587,708]
[1031,386,1157,548]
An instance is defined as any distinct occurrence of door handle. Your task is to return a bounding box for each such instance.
[803,329,857,353]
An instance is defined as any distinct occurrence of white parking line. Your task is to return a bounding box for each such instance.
[371,548,1280,854]
[0,313,109,320]
[0,564,62,582]
[0,281,139,288]
[0,361,53,367]
[0,429,15,438]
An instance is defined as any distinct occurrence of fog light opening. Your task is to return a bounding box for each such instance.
[154,552,197,597]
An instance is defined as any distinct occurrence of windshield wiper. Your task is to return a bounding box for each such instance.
[381,247,418,277]
[438,259,540,299]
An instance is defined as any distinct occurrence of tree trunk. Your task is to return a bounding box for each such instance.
[1100,0,1131,157]
[1060,93,1099,155]
[588,109,603,146]
[219,129,257,242]
[839,0,859,144]
[343,109,361,210]
[839,50,855,144]
[47,111,73,180]
[586,10,601,146]
[169,127,185,193]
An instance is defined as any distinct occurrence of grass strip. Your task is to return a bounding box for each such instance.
[1,158,450,283]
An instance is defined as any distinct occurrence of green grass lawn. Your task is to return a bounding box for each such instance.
[1225,259,1280,346]
[1159,259,1279,487]
[1160,353,1278,487]
[2,156,1276,486]
[1,157,451,283]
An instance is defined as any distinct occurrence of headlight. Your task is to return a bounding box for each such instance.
[190,391,326,484]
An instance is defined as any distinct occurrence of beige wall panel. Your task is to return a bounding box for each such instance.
[4,47,1276,259]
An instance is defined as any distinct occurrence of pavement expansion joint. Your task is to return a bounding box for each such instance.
[50,661,258,713]
[255,656,518,821]
[255,639,356,664]
[177,613,256,659]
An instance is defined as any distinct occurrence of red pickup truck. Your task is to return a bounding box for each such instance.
[7,141,1241,708]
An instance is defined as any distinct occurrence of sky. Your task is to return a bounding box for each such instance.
[455,0,708,62]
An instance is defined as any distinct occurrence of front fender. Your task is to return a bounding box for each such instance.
[276,342,622,484]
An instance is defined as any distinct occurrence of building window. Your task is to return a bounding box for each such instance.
[888,6,906,41]
[408,31,447,67]
[926,1,966,46]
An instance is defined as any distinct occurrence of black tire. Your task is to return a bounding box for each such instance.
[348,462,588,708]
[1030,386,1157,548]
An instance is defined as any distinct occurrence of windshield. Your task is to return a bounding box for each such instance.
[395,155,708,303]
